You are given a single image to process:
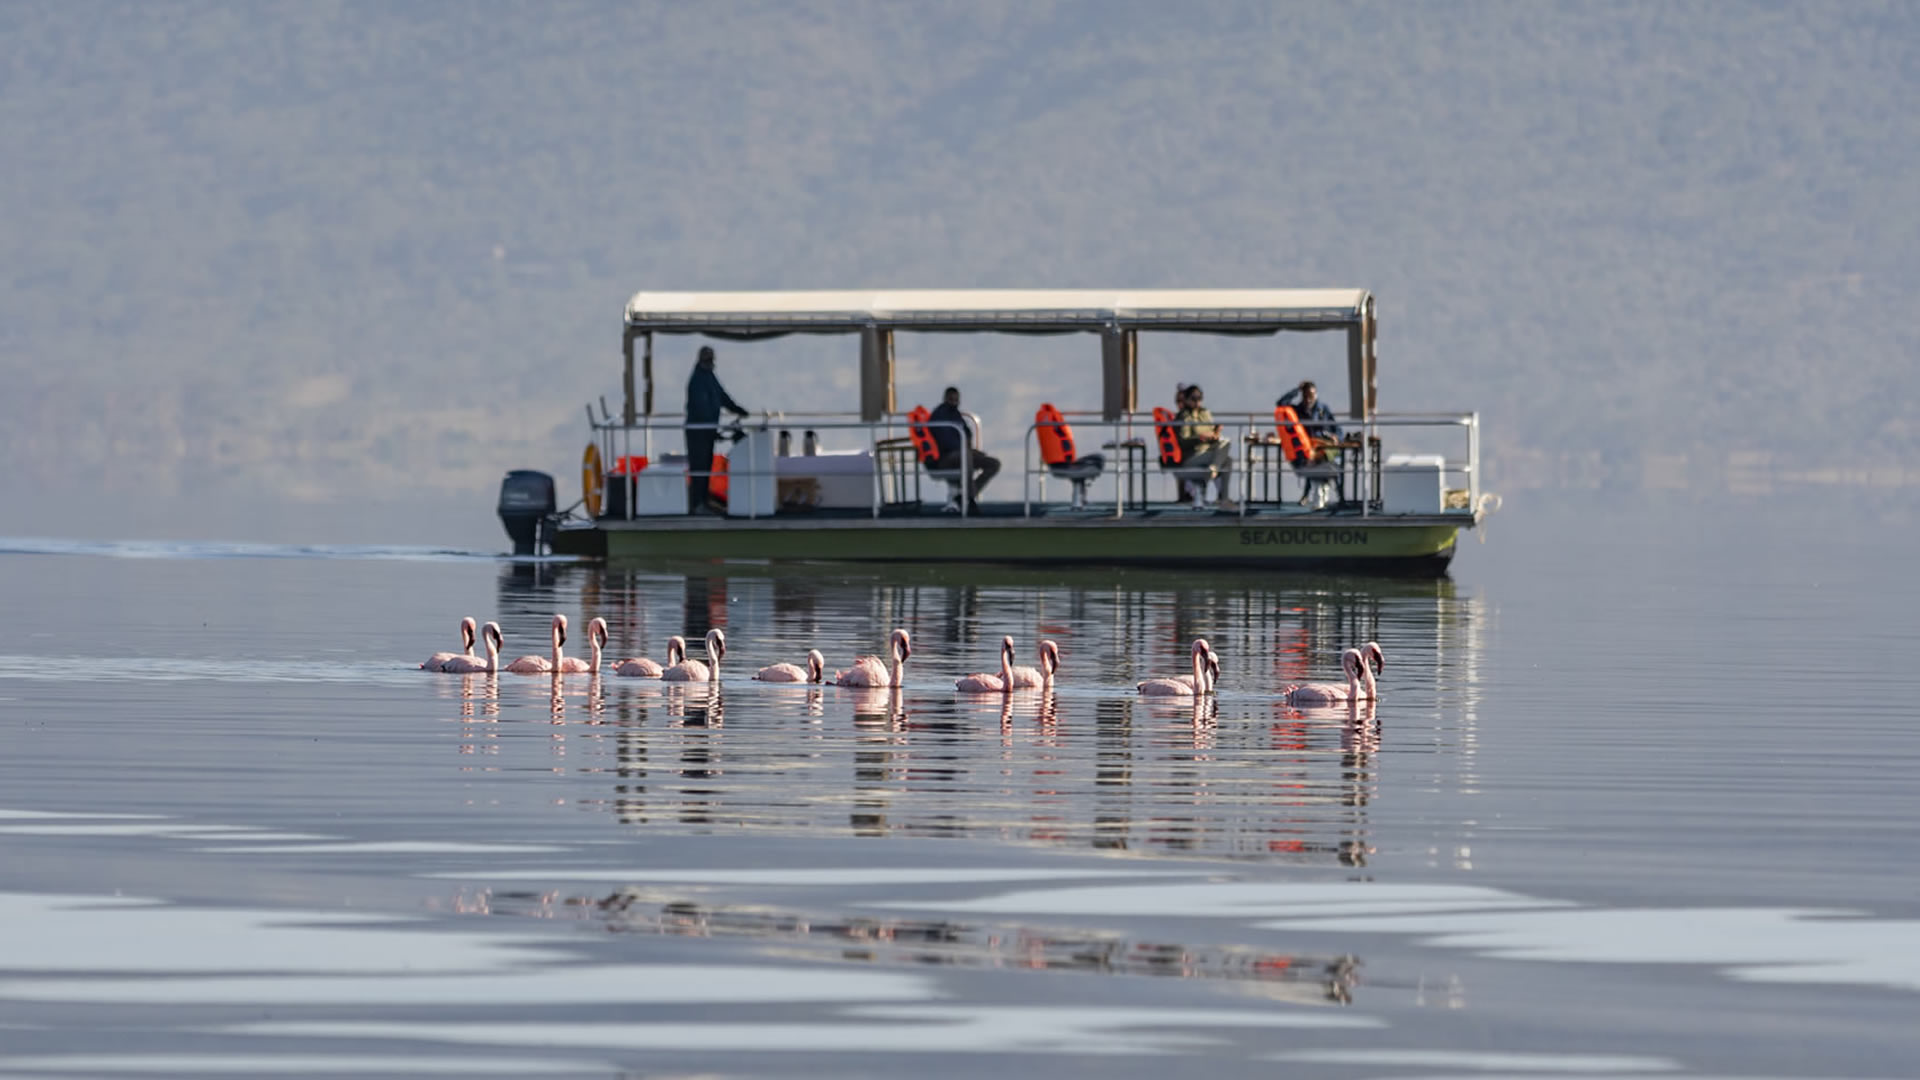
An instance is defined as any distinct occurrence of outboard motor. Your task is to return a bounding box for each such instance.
[497,470,556,556]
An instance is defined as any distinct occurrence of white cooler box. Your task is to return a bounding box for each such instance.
[628,455,688,516]
[1381,454,1445,513]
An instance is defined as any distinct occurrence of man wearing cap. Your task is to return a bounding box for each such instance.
[1175,384,1237,510]
[685,345,751,513]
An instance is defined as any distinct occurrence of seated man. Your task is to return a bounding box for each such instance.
[1276,379,1344,506]
[1275,379,1343,453]
[930,386,1000,508]
[1174,384,1237,509]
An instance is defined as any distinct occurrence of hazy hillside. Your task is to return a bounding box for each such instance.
[4,0,1917,537]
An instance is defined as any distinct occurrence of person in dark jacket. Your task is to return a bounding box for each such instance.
[1276,379,1344,507]
[1275,380,1343,448]
[685,345,750,512]
[930,386,999,508]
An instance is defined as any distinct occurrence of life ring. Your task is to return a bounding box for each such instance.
[581,442,604,519]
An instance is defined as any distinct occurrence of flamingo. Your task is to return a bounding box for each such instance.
[1137,638,1219,696]
[505,614,567,674]
[1282,647,1374,705]
[441,622,502,675]
[420,617,478,671]
[955,636,1016,693]
[834,628,911,687]
[612,637,675,678]
[755,648,825,683]
[663,629,726,682]
[1007,639,1060,690]
[1360,641,1386,680]
[558,617,606,673]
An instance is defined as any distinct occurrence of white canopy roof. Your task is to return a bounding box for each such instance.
[625,289,1370,334]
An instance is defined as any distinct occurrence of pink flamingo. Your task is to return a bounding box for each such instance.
[1282,647,1375,704]
[755,648,825,683]
[557,617,606,673]
[955,636,1016,693]
[663,629,726,682]
[420,617,478,671]
[1360,641,1386,681]
[440,622,502,675]
[1007,639,1060,690]
[834,628,911,687]
[505,614,568,674]
[612,636,675,678]
[1137,638,1219,696]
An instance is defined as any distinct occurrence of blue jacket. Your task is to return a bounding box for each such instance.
[1276,388,1342,441]
[929,401,971,459]
[686,364,748,426]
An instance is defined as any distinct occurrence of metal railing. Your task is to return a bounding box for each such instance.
[1017,411,1482,518]
[582,400,1480,522]
[584,407,980,520]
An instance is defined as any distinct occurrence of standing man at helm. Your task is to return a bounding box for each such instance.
[685,345,750,513]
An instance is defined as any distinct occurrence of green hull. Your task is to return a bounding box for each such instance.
[567,516,1463,574]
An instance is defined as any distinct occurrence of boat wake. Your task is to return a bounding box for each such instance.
[0,537,497,562]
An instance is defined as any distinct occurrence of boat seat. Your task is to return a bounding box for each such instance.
[1275,405,1344,508]
[908,405,967,510]
[1035,403,1105,509]
[1151,407,1220,505]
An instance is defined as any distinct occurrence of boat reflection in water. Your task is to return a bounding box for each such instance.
[508,559,1478,869]
[452,885,1360,1006]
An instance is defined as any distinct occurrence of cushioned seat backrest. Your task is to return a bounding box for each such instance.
[1152,407,1183,466]
[1274,405,1315,465]
[1035,403,1076,466]
[906,406,941,466]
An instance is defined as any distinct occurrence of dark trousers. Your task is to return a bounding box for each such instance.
[934,450,1001,503]
[687,429,718,512]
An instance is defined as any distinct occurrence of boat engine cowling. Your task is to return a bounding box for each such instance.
[497,469,556,556]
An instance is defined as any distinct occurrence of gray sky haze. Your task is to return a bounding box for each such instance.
[4,0,1916,542]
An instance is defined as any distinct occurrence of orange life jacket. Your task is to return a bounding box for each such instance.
[906,406,941,465]
[1152,407,1183,466]
[1274,405,1316,465]
[1035,403,1077,466]
[609,455,649,475]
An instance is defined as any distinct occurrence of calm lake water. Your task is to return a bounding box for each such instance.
[2,496,1918,1078]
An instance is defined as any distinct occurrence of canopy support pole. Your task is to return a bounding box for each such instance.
[860,326,895,421]
[643,331,654,417]
[1101,327,1136,421]
[621,327,639,424]
[1346,299,1375,421]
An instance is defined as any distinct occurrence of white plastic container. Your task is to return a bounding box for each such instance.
[1381,454,1445,513]
[631,458,689,516]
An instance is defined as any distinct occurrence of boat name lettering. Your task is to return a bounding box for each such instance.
[1239,528,1369,546]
